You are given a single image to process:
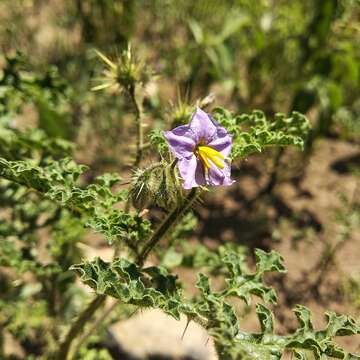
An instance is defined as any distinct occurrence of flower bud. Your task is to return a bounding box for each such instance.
[130,162,183,210]
[92,45,150,93]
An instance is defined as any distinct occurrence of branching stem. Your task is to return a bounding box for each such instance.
[136,188,199,266]
[54,295,106,360]
[69,300,118,360]
[129,84,144,168]
[54,127,198,358]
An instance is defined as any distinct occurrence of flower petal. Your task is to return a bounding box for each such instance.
[178,156,206,189]
[207,160,234,187]
[163,125,196,159]
[189,107,217,143]
[207,130,233,158]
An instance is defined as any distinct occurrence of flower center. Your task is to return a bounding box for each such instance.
[194,145,225,170]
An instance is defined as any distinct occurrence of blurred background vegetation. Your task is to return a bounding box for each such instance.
[1,0,359,162]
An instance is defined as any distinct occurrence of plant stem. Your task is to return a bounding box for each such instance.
[121,83,143,241]
[55,294,106,360]
[66,239,123,358]
[129,84,144,168]
[136,188,199,266]
[69,299,118,360]
[120,89,150,254]
[58,189,199,358]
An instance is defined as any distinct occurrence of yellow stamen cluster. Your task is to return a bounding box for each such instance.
[195,145,225,171]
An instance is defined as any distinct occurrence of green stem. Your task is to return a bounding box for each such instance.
[57,188,199,358]
[136,188,199,266]
[121,84,143,252]
[56,179,197,358]
[129,84,144,168]
[71,189,200,356]
[69,300,118,360]
[54,294,106,360]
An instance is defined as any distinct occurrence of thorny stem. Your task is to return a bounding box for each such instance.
[69,302,142,360]
[67,165,194,357]
[69,299,118,360]
[55,295,106,360]
[68,161,163,356]
[55,174,199,360]
[121,84,143,238]
[66,188,199,357]
[119,84,146,255]
[129,84,144,169]
[136,188,199,266]
[67,229,131,358]
[68,165,170,358]
[55,153,197,359]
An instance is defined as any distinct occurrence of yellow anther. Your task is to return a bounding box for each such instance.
[196,145,225,170]
[199,146,225,159]
[198,151,211,169]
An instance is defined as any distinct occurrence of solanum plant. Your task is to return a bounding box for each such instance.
[0,46,359,360]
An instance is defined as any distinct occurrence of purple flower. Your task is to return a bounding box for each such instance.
[164,107,234,189]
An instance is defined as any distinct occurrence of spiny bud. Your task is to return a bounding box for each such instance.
[169,99,194,128]
[92,45,150,93]
[169,93,216,128]
[130,161,183,210]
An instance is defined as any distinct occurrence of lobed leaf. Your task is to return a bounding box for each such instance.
[73,249,360,360]
[0,157,150,245]
[212,107,310,160]
[71,257,195,320]
[222,248,286,305]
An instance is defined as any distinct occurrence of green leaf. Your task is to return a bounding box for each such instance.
[0,156,149,245]
[72,257,196,320]
[212,108,310,160]
[148,129,169,156]
[324,311,360,337]
[256,304,274,334]
[293,305,314,332]
[223,248,286,304]
[161,247,183,268]
[73,249,360,360]
[255,249,287,275]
